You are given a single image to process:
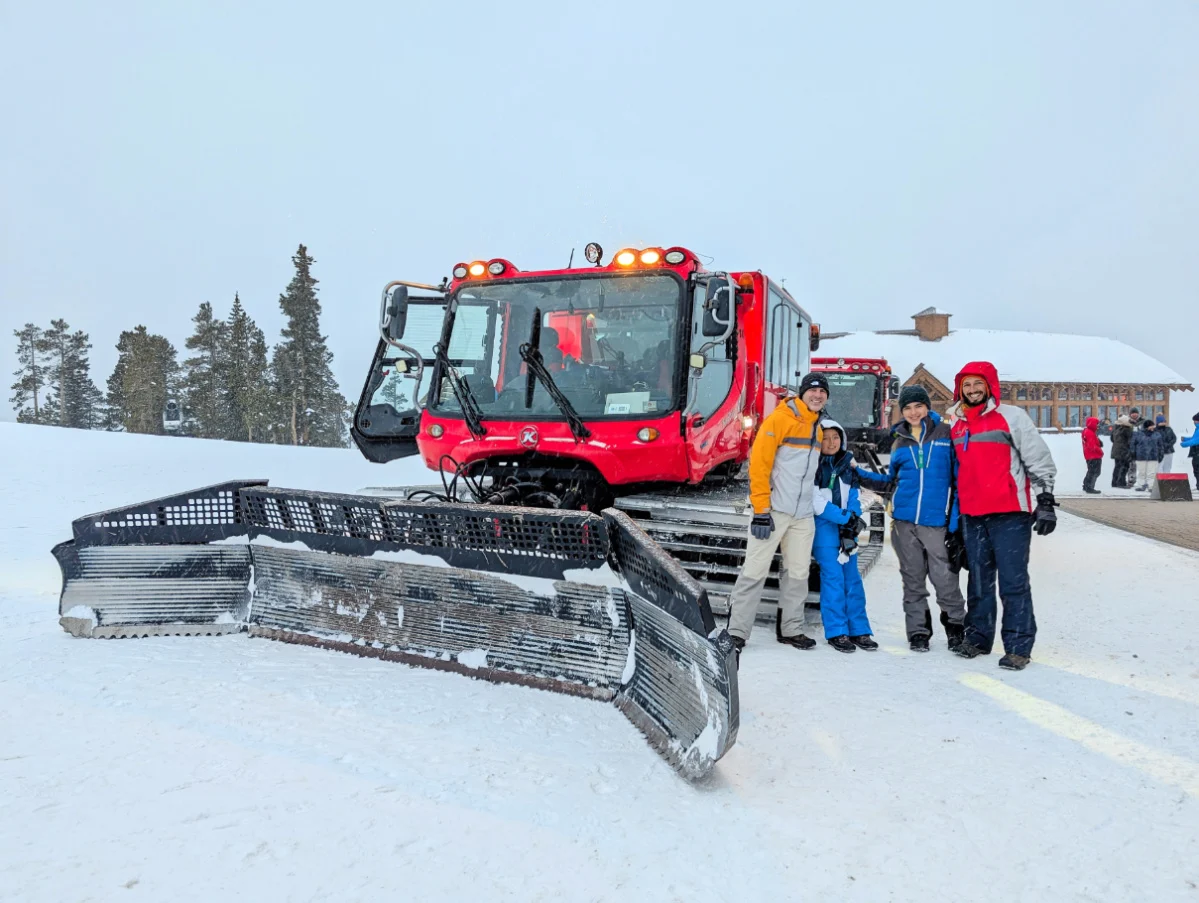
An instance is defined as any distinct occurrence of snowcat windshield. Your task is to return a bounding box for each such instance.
[430,273,684,420]
[822,372,880,427]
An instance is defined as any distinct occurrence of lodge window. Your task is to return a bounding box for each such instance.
[1135,390,1144,401]
[1156,390,1165,401]
[1016,387,1027,400]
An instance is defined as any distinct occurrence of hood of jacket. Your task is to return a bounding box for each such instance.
[953,361,1001,405]
[1115,415,1132,427]
[1085,416,1099,431]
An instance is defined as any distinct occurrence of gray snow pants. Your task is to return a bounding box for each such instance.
[891,520,966,640]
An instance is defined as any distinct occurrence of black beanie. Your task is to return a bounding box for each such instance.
[798,372,830,397]
[898,385,931,411]
[1193,412,1199,422]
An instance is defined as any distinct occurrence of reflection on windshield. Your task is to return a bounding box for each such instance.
[431,274,682,419]
[823,373,878,427]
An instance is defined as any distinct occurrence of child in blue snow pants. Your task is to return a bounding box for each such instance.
[811,420,876,653]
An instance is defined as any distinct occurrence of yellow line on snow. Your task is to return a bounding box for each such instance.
[960,672,1199,798]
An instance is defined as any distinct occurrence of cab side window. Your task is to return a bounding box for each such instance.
[767,287,801,392]
[690,280,734,419]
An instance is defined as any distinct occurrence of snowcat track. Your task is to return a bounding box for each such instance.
[51,481,737,780]
[615,485,887,626]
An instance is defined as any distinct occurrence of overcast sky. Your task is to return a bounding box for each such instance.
[2,0,1196,423]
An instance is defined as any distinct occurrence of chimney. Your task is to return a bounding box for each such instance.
[912,307,951,341]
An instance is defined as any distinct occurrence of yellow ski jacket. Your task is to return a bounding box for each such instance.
[748,397,824,517]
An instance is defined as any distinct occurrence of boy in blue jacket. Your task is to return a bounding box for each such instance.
[857,386,966,652]
[812,420,876,653]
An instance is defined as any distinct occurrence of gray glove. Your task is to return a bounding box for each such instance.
[750,512,774,541]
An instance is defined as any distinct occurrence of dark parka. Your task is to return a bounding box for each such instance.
[1110,416,1135,463]
[1130,422,1164,462]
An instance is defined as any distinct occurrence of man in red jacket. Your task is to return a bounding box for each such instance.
[1081,416,1104,494]
[947,362,1058,671]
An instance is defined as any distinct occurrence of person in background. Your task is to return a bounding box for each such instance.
[946,362,1058,672]
[1081,416,1104,494]
[1156,415,1177,473]
[856,385,966,652]
[1182,413,1199,490]
[1126,409,1143,487]
[726,373,829,658]
[1131,418,1163,492]
[812,420,875,653]
[1110,413,1135,489]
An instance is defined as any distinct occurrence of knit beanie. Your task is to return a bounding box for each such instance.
[797,372,830,397]
[898,385,931,411]
[1156,414,1166,423]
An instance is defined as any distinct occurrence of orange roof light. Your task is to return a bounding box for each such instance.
[737,273,754,288]
[467,261,487,277]
[615,249,637,266]
[639,249,662,265]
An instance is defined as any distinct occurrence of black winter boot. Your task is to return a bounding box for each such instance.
[942,614,966,652]
[827,635,856,653]
[776,608,816,649]
[909,633,931,652]
[953,642,989,659]
[849,635,879,650]
[731,635,745,666]
[998,653,1030,671]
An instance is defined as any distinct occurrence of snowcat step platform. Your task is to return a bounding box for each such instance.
[52,481,738,780]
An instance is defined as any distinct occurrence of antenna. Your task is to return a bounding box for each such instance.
[567,248,575,269]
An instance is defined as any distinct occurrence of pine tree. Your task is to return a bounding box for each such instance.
[182,302,229,438]
[38,319,105,429]
[10,323,48,424]
[105,326,180,434]
[272,244,349,447]
[223,293,272,442]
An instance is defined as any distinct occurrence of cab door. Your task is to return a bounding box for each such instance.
[350,297,446,463]
[683,276,743,481]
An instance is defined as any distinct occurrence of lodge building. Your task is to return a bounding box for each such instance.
[822,309,1193,430]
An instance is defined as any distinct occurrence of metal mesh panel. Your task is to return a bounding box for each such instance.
[238,487,609,577]
[603,509,715,637]
[72,481,266,546]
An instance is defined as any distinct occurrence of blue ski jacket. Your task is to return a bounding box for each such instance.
[813,447,862,549]
[856,411,958,531]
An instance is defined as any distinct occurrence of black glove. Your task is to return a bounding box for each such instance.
[944,529,968,573]
[838,514,865,556]
[750,512,774,541]
[1034,491,1058,536]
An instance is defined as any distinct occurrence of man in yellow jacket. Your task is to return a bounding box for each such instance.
[728,373,829,656]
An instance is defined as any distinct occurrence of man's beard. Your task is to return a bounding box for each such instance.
[963,392,988,408]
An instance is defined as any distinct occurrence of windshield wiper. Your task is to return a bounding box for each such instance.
[433,343,486,440]
[519,308,592,442]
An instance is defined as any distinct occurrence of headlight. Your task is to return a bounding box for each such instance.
[664,249,686,265]
[429,424,444,438]
[487,260,506,275]
[452,264,468,279]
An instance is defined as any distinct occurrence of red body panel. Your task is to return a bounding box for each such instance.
[415,251,802,489]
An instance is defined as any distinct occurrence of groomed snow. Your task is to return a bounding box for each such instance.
[822,327,1191,386]
[3,423,1199,901]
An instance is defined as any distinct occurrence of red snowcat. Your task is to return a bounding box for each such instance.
[811,357,901,470]
[52,243,883,779]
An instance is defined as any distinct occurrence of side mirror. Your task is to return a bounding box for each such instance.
[382,284,409,342]
[889,376,900,399]
[702,278,732,337]
[689,353,706,370]
[809,322,821,352]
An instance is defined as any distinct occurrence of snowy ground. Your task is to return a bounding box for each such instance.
[3,423,1199,902]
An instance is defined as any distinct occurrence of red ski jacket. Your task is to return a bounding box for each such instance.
[1082,417,1104,461]
[947,361,1057,517]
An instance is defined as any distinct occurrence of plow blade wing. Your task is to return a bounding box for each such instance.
[52,482,738,779]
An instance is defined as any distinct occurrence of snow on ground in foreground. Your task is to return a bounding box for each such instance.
[3,424,1199,902]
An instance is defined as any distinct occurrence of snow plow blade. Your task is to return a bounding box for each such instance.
[51,481,738,779]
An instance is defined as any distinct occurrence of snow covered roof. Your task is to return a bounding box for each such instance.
[912,307,951,317]
[820,328,1191,386]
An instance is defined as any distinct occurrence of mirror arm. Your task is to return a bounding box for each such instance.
[378,279,444,412]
